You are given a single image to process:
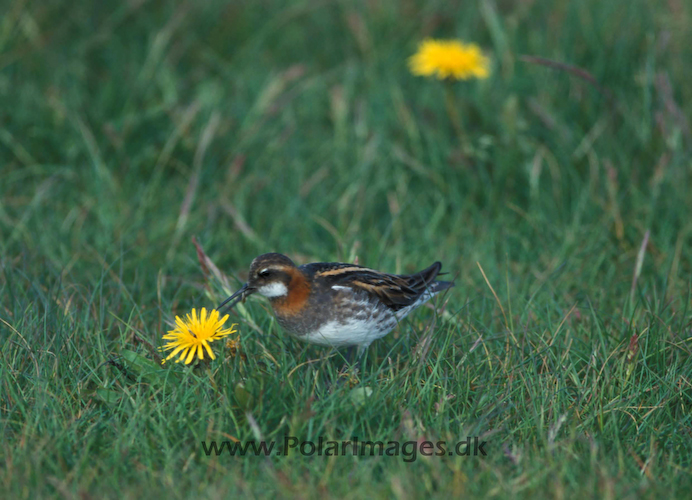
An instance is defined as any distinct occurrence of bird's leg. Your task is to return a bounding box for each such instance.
[327,345,371,394]
[332,346,361,388]
[347,345,369,371]
[345,346,359,366]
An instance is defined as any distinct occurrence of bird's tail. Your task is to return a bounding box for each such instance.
[430,279,454,293]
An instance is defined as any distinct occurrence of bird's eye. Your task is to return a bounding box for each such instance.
[258,269,271,278]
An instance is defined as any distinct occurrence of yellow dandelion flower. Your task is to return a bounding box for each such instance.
[161,308,237,365]
[408,39,490,80]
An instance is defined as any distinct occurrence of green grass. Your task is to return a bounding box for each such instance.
[2,0,692,497]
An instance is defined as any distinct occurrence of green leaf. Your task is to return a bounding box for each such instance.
[349,387,373,409]
[120,349,182,384]
[234,382,254,410]
[95,388,122,405]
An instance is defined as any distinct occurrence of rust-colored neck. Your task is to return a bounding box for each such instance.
[272,267,310,316]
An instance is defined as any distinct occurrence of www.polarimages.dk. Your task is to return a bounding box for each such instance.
[202,436,488,462]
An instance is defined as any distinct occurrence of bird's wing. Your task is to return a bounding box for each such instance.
[310,262,447,311]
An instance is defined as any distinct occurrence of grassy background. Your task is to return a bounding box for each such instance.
[2,0,692,497]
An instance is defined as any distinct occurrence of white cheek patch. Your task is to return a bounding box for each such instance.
[257,282,288,298]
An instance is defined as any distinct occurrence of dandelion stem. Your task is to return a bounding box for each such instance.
[443,83,466,147]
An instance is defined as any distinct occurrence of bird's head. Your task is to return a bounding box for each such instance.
[218,253,297,310]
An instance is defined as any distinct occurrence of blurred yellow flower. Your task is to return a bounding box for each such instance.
[408,39,490,80]
[225,335,246,361]
[161,308,237,364]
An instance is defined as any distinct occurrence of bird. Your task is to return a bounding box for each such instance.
[218,253,454,357]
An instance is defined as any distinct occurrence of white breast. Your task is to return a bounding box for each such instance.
[302,317,397,348]
[287,286,441,349]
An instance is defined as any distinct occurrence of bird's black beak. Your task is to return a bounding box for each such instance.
[218,283,255,312]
